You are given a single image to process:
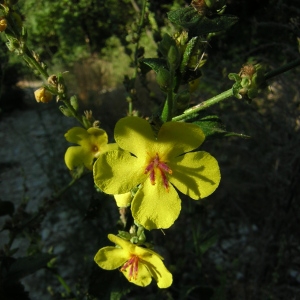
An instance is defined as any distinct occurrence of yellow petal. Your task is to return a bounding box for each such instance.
[94,246,128,270]
[64,146,94,170]
[169,151,221,199]
[121,261,152,287]
[157,121,205,159]
[131,179,181,230]
[114,192,132,207]
[93,150,147,194]
[114,117,156,157]
[142,254,173,288]
[108,234,134,251]
[64,127,90,144]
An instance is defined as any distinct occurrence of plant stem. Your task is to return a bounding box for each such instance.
[172,89,233,121]
[172,57,300,122]
[264,57,300,80]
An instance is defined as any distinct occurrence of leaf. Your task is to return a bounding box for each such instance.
[168,7,238,37]
[0,200,15,217]
[158,33,177,58]
[180,37,199,73]
[193,115,250,140]
[139,58,168,74]
[4,253,55,283]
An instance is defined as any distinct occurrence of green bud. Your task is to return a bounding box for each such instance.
[82,115,92,128]
[167,45,180,70]
[59,105,73,117]
[156,68,171,90]
[70,95,79,111]
[175,90,190,110]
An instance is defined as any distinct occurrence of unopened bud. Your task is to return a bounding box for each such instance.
[70,95,79,111]
[0,18,7,32]
[168,45,180,70]
[34,87,53,103]
[156,68,171,90]
[59,105,73,117]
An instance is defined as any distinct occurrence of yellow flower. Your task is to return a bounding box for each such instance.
[94,234,172,288]
[93,117,221,230]
[0,18,7,32]
[64,127,111,170]
[34,87,53,103]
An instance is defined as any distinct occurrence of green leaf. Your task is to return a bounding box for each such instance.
[139,58,168,74]
[158,33,177,58]
[0,200,15,217]
[4,253,55,283]
[168,7,238,36]
[193,115,250,140]
[180,37,199,73]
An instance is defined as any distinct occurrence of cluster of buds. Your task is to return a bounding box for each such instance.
[229,63,266,101]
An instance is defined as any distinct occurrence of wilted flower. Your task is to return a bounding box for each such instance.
[34,87,53,103]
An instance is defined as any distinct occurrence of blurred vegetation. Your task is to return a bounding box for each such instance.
[0,0,300,299]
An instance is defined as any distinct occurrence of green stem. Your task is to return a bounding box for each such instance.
[62,99,85,127]
[172,89,233,121]
[23,50,49,80]
[172,57,300,122]
[264,57,300,81]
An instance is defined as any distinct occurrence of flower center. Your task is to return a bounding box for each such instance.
[91,145,99,153]
[120,255,139,280]
[144,153,172,191]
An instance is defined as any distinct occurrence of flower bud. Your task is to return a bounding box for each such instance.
[156,68,171,90]
[0,18,7,32]
[34,87,53,103]
[167,45,180,70]
[59,105,73,117]
[70,95,79,111]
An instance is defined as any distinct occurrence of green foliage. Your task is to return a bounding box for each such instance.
[167,7,238,37]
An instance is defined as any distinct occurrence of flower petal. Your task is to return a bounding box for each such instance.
[169,151,221,199]
[93,150,147,194]
[114,117,156,157]
[64,146,93,170]
[64,127,90,144]
[157,122,205,158]
[121,261,152,287]
[114,192,132,207]
[131,179,181,230]
[142,254,173,288]
[94,247,128,270]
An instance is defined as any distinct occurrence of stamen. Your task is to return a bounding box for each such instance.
[144,153,172,191]
[120,255,139,280]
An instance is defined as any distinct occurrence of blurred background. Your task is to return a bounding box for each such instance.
[0,0,300,299]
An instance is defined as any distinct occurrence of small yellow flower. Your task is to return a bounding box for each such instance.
[94,234,173,288]
[0,18,7,32]
[93,116,221,230]
[64,127,113,170]
[34,87,53,103]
